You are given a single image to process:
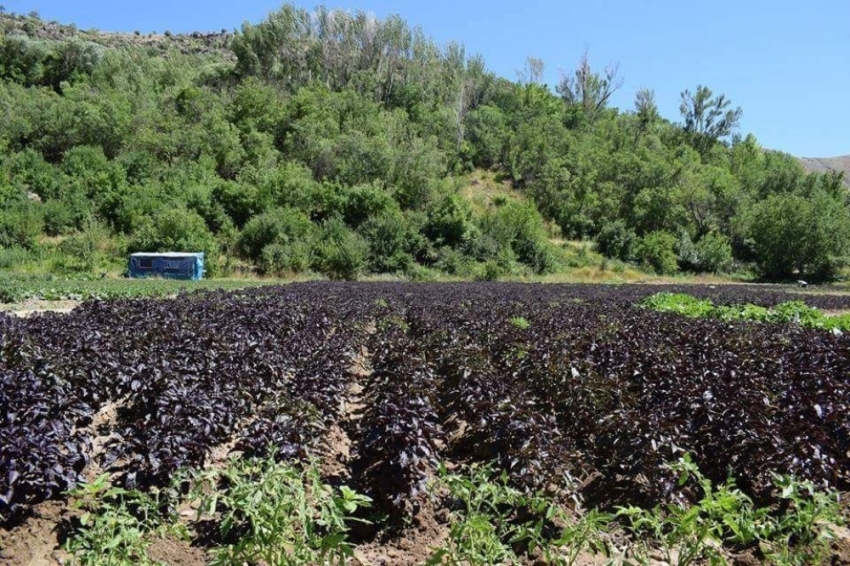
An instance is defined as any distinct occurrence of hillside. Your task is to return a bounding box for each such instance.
[0,10,233,59]
[1,5,849,282]
[799,155,850,186]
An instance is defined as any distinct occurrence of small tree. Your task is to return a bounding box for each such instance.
[679,85,742,154]
[745,192,850,281]
[310,216,368,280]
[557,49,623,121]
[636,231,678,275]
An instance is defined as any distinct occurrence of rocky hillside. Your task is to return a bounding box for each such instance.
[0,11,233,60]
[798,155,850,186]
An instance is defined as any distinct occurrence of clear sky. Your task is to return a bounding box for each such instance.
[4,0,849,157]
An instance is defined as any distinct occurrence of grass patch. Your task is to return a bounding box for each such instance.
[0,273,291,303]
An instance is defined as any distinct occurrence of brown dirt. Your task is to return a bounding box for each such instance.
[355,503,449,566]
[146,536,208,566]
[79,399,122,482]
[0,502,71,566]
[0,300,80,317]
[831,526,850,565]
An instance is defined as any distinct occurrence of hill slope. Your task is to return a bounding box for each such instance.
[798,155,850,186]
[1,5,850,282]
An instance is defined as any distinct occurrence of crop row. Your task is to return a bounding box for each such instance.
[2,282,849,529]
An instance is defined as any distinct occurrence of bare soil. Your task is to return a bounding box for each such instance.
[0,300,81,317]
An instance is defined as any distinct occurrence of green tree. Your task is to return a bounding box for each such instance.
[310,216,368,280]
[679,85,742,154]
[556,50,622,121]
[636,231,678,275]
[744,192,850,281]
[129,208,220,271]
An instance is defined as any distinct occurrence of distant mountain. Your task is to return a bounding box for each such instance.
[798,155,850,186]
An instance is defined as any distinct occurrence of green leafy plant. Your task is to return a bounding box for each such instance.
[642,292,850,333]
[759,475,844,565]
[428,463,609,566]
[65,474,186,566]
[616,455,845,566]
[509,316,531,329]
[191,455,371,566]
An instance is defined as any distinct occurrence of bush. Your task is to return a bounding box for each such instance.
[0,203,43,249]
[694,232,732,273]
[310,217,368,280]
[425,193,475,248]
[433,246,471,276]
[0,246,31,269]
[237,207,314,262]
[744,191,850,281]
[344,183,398,228]
[482,201,555,274]
[636,231,678,275]
[358,210,418,273]
[55,226,104,273]
[259,241,311,275]
[596,220,636,261]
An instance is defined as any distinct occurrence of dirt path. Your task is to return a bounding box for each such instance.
[0,300,81,317]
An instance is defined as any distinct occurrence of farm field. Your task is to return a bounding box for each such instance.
[1,282,849,565]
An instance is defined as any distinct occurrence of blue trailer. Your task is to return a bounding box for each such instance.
[128,252,205,281]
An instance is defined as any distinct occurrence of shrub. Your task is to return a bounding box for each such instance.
[596,220,636,261]
[0,246,31,269]
[482,201,555,274]
[129,208,220,273]
[359,210,417,273]
[310,217,368,280]
[55,223,109,273]
[0,202,43,249]
[425,193,475,248]
[694,232,732,273]
[636,231,678,275]
[344,183,397,228]
[237,207,314,262]
[259,241,311,275]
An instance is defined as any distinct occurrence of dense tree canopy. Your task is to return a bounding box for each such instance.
[0,7,846,280]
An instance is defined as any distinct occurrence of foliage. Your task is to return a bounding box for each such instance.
[65,474,186,566]
[744,191,850,281]
[128,208,219,272]
[0,6,844,281]
[617,454,844,566]
[237,207,314,262]
[595,220,636,262]
[679,84,743,154]
[0,273,284,303]
[643,291,850,332]
[191,456,370,566]
[309,216,368,280]
[635,231,678,275]
[427,463,610,566]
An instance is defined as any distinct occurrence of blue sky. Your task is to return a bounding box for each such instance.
[5,0,849,157]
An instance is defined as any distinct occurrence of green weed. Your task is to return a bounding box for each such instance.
[65,474,187,566]
[427,463,609,566]
[616,454,844,566]
[509,316,531,329]
[190,455,371,566]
